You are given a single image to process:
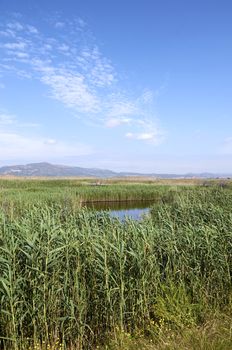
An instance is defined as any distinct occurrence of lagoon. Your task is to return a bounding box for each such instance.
[83,200,153,220]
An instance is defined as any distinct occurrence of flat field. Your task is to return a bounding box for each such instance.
[0,178,231,349]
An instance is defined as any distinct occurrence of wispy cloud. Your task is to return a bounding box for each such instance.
[125,120,165,145]
[126,131,161,142]
[27,25,39,34]
[0,112,39,128]
[7,21,24,31]
[0,131,93,161]
[139,89,154,104]
[0,113,15,125]
[54,21,65,29]
[106,98,138,118]
[105,117,132,128]
[77,47,115,87]
[2,42,27,50]
[0,15,165,145]
[0,110,92,162]
[39,66,100,113]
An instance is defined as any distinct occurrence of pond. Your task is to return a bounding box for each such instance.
[83,200,154,221]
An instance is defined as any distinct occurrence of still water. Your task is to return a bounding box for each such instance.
[83,200,153,221]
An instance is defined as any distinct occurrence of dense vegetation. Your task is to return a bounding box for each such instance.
[0,178,178,205]
[0,179,231,349]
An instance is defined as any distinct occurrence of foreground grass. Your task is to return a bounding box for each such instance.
[0,182,231,349]
[102,313,232,350]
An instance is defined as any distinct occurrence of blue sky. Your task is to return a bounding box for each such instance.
[0,0,232,173]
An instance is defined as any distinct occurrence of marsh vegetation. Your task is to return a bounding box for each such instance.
[0,179,231,349]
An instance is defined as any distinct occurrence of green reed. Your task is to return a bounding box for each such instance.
[0,184,231,349]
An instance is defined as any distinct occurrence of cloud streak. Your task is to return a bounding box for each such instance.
[125,121,165,145]
[0,110,91,162]
[0,16,165,145]
[40,66,100,113]
[0,131,93,161]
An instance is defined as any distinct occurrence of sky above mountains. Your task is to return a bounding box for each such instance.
[0,0,232,173]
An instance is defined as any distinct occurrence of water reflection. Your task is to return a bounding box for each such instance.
[108,207,150,221]
[83,200,153,221]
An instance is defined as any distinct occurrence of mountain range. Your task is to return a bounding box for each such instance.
[0,162,230,179]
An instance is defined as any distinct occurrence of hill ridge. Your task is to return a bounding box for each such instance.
[0,162,230,179]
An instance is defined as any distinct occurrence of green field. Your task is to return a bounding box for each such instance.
[0,179,231,349]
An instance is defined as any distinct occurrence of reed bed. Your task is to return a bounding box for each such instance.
[0,183,231,349]
[0,179,180,217]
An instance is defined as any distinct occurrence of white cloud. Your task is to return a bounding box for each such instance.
[139,89,154,104]
[44,138,57,145]
[7,22,24,31]
[0,113,15,125]
[105,117,131,128]
[0,30,12,37]
[58,44,69,52]
[77,18,86,28]
[15,52,29,59]
[0,111,81,162]
[0,131,93,160]
[107,99,138,118]
[137,133,156,140]
[125,119,165,145]
[0,63,14,71]
[40,68,100,113]
[26,25,38,34]
[0,16,165,146]
[55,22,65,29]
[0,23,114,114]
[125,132,133,138]
[0,112,39,129]
[3,42,27,50]
[77,47,116,87]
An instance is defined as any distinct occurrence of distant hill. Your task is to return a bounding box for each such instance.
[0,162,230,178]
[0,162,117,177]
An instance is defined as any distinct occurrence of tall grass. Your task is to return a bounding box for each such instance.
[0,177,225,209]
[0,179,179,218]
[0,184,231,349]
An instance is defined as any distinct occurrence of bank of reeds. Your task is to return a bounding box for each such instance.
[0,186,231,349]
[0,179,179,217]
